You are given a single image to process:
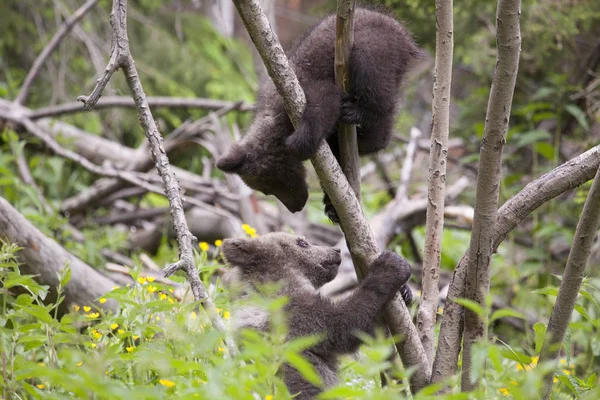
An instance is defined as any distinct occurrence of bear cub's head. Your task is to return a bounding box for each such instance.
[216,110,309,213]
[221,232,341,289]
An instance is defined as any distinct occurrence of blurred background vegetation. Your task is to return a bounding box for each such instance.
[0,0,599,398]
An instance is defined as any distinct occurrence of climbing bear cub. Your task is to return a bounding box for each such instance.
[216,8,419,222]
[221,233,412,399]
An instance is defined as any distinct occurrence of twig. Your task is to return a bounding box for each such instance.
[232,0,430,391]
[461,0,521,390]
[29,96,252,120]
[77,0,236,355]
[396,127,421,202]
[417,0,454,369]
[15,0,99,105]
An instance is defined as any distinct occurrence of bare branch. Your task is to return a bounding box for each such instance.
[15,0,99,105]
[461,0,521,390]
[432,144,600,384]
[78,0,236,355]
[232,0,430,391]
[417,0,454,368]
[539,165,600,398]
[29,96,253,120]
[396,127,421,201]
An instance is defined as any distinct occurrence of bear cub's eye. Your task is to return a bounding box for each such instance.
[297,239,309,248]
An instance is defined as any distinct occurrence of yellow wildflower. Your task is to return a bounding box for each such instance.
[554,376,559,383]
[159,379,175,388]
[191,311,197,319]
[217,346,225,354]
[73,305,80,311]
[92,330,102,339]
[76,361,83,367]
[155,316,160,321]
[90,343,97,348]
[118,329,125,335]
[168,298,174,304]
[147,276,156,283]
[83,306,91,312]
[498,387,510,396]
[169,288,174,293]
[126,346,134,353]
[36,384,45,389]
[111,323,119,330]
[137,277,147,285]
[38,362,46,367]
[200,242,210,252]
[223,311,231,320]
[112,286,119,290]
[133,335,139,340]
[147,286,157,293]
[159,293,167,300]
[86,312,100,319]
[215,239,223,247]
[242,224,257,237]
[266,396,274,400]
[99,298,107,304]
[563,369,571,375]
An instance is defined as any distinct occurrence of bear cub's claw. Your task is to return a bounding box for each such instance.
[340,94,364,125]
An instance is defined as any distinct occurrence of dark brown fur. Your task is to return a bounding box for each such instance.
[216,8,420,221]
[221,233,411,399]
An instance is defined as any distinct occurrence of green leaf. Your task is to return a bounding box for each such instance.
[532,287,559,296]
[533,322,547,354]
[534,142,556,160]
[454,298,485,319]
[573,304,595,326]
[501,348,532,364]
[490,308,526,324]
[318,385,365,399]
[514,129,551,148]
[59,265,72,288]
[283,351,322,387]
[565,104,589,131]
[18,304,54,324]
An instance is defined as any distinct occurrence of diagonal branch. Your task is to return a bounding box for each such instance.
[15,0,99,105]
[416,0,454,368]
[77,0,236,355]
[232,0,430,392]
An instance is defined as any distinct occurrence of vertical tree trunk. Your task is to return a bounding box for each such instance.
[416,0,454,367]
[461,0,521,391]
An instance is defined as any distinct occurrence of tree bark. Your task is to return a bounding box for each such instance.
[416,0,454,368]
[461,0,521,391]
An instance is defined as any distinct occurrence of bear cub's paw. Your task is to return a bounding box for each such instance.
[340,94,364,125]
[323,194,341,224]
[366,250,412,300]
[399,284,413,306]
[285,123,318,161]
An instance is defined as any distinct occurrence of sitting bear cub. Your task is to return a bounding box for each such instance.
[221,232,411,399]
[216,8,419,222]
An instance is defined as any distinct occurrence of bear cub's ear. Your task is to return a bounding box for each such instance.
[216,143,247,173]
[221,238,262,268]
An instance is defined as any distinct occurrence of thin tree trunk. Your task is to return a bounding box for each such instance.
[416,0,454,367]
[539,165,600,398]
[461,0,521,390]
